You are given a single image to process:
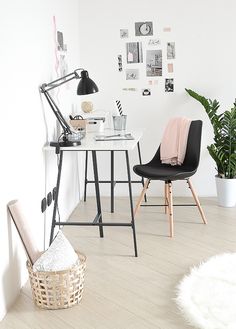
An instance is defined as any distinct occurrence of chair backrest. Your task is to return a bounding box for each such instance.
[183,120,202,169]
[148,120,203,170]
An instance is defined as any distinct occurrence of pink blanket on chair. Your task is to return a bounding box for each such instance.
[160,117,191,165]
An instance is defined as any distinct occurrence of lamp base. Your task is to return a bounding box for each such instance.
[50,140,81,147]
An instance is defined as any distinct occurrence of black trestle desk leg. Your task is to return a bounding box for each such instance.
[49,150,63,245]
[92,150,104,238]
[137,141,147,203]
[84,150,88,202]
[111,150,114,213]
[125,150,138,257]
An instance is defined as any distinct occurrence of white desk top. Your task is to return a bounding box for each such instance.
[44,129,143,151]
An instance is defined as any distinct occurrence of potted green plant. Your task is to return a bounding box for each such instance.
[185,88,236,207]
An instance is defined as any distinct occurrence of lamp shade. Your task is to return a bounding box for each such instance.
[77,70,99,95]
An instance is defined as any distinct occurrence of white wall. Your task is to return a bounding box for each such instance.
[0,0,82,320]
[77,0,236,197]
[1,0,236,320]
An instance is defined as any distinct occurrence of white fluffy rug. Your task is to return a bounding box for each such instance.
[176,253,236,329]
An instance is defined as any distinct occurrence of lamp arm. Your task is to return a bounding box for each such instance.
[39,68,97,145]
[41,68,84,92]
[40,69,85,137]
[43,90,72,135]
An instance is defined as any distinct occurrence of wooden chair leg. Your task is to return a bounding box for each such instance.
[168,182,174,237]
[187,179,207,224]
[164,182,168,214]
[134,179,150,217]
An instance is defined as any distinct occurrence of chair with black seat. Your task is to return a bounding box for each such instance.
[133,120,207,237]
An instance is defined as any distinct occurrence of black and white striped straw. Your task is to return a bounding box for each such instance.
[116,100,123,115]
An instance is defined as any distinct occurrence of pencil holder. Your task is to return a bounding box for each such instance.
[113,115,127,130]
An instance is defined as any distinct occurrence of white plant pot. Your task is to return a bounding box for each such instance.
[215,176,236,207]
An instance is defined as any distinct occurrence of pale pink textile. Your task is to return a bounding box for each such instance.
[160,117,191,165]
[7,200,41,264]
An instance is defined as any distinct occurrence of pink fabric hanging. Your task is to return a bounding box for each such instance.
[160,117,191,165]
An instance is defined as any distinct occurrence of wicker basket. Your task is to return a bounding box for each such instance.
[27,252,86,310]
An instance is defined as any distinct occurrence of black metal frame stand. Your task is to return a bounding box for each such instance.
[50,146,138,257]
[83,141,146,213]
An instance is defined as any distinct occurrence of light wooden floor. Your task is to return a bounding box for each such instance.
[1,196,236,329]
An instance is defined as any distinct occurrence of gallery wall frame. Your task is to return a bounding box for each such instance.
[118,20,176,94]
[135,22,153,36]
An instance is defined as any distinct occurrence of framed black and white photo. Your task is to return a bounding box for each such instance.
[126,42,143,63]
[120,29,128,38]
[57,31,66,51]
[126,69,139,80]
[118,55,123,72]
[135,22,153,36]
[57,30,68,76]
[167,42,175,59]
[165,78,174,92]
[146,50,162,76]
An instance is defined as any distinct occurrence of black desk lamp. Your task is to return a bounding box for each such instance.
[40,69,98,146]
